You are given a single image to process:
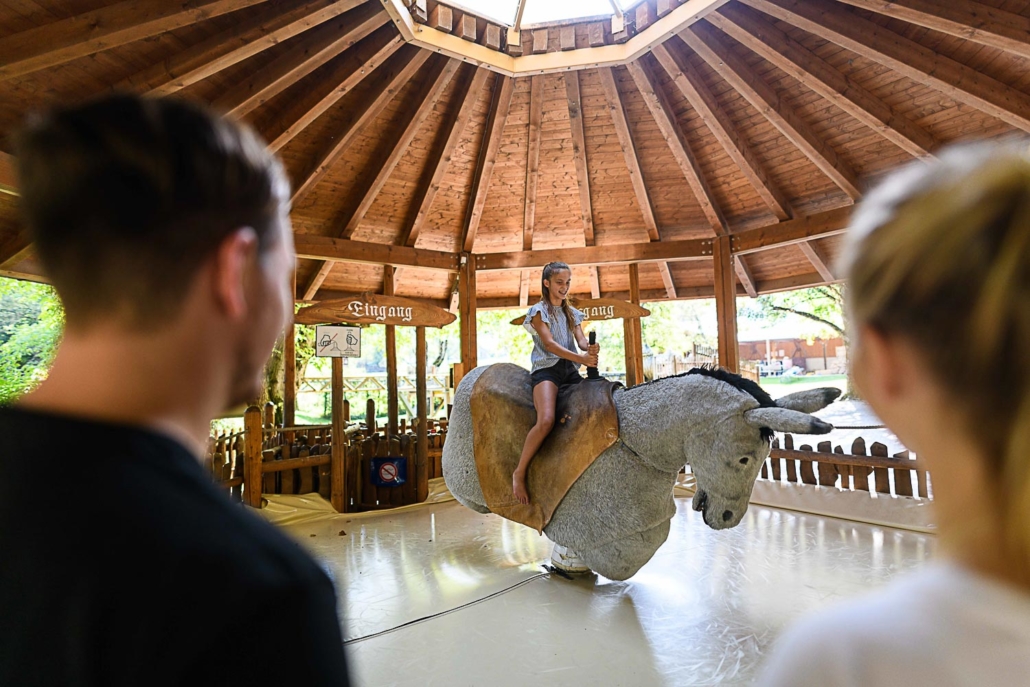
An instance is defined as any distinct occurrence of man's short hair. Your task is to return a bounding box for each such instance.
[14,94,290,328]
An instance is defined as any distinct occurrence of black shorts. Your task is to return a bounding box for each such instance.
[530,359,584,389]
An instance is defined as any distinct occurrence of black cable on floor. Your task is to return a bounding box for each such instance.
[343,570,552,645]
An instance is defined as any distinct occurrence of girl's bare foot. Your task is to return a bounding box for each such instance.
[513,469,530,505]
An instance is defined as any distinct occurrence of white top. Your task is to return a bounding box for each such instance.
[756,562,1030,687]
[524,301,585,373]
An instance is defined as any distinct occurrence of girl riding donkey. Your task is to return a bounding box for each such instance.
[513,262,600,505]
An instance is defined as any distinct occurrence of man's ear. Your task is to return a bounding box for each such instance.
[212,227,259,321]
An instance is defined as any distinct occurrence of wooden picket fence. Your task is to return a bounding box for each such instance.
[207,400,449,513]
[758,433,930,499]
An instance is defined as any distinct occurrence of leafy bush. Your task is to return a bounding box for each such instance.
[0,278,64,404]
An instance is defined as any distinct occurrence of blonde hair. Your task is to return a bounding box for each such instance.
[842,141,1030,577]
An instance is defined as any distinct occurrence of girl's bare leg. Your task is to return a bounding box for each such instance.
[513,381,558,505]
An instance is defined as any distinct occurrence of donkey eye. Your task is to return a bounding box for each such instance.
[739,457,749,465]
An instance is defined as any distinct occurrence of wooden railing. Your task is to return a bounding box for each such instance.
[759,434,929,499]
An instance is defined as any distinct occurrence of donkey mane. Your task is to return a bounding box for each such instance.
[628,365,777,409]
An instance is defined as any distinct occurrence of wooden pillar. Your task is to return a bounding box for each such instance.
[243,405,263,508]
[459,254,478,371]
[384,266,399,437]
[623,263,644,386]
[330,357,346,512]
[284,271,296,428]
[416,326,429,502]
[713,235,739,372]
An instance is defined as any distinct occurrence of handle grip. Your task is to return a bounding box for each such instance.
[587,331,600,379]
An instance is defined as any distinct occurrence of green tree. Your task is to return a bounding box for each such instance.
[0,278,64,404]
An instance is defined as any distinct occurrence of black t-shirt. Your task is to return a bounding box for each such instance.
[0,407,350,686]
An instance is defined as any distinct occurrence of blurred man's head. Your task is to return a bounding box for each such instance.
[14,94,294,406]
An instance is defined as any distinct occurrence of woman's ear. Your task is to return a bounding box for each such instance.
[854,324,906,404]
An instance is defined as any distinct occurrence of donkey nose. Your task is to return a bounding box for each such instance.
[722,510,733,522]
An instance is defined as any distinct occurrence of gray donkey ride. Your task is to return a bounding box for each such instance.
[443,366,840,581]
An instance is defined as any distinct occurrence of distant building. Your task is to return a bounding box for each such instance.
[739,337,846,374]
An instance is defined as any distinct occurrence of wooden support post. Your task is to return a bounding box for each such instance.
[384,266,399,437]
[331,357,345,511]
[459,255,478,371]
[623,263,644,387]
[416,326,429,502]
[366,398,376,438]
[243,405,264,508]
[713,236,739,372]
[284,272,296,429]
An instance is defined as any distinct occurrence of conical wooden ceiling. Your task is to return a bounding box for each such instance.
[1,0,1028,309]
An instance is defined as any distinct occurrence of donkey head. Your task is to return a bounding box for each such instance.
[682,369,840,530]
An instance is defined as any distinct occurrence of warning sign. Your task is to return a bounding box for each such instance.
[371,457,406,487]
[315,325,361,358]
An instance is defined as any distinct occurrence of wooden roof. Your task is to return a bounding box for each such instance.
[1,0,1028,309]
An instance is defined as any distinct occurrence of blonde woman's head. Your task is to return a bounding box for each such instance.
[842,141,1030,579]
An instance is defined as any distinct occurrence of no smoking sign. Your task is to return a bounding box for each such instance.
[371,457,406,487]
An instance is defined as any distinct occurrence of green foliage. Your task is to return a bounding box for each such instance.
[640,300,717,355]
[0,278,64,404]
[739,285,845,338]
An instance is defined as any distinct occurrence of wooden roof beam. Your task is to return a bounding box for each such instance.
[474,238,711,272]
[566,72,596,246]
[742,0,1030,134]
[730,206,851,255]
[291,48,429,206]
[402,65,490,248]
[733,256,758,298]
[597,67,661,242]
[651,42,792,221]
[523,75,545,251]
[0,0,269,81]
[626,57,729,236]
[342,58,460,240]
[213,3,388,118]
[0,231,31,270]
[680,23,862,200]
[835,0,1030,62]
[589,266,601,299]
[295,235,460,272]
[710,4,936,158]
[118,0,361,96]
[462,75,515,253]
[0,152,17,197]
[797,240,838,282]
[657,263,678,299]
[299,58,457,300]
[265,26,406,153]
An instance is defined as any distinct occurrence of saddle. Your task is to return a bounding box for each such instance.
[470,363,621,532]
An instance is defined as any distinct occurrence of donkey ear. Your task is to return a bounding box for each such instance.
[744,407,833,435]
[776,388,842,414]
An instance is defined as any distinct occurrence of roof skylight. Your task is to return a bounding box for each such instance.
[446,0,646,28]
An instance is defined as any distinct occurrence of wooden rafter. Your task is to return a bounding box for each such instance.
[597,67,661,242]
[343,58,459,240]
[462,75,515,253]
[710,4,935,158]
[565,72,602,299]
[402,65,490,248]
[475,238,710,271]
[292,48,428,207]
[651,42,792,221]
[733,256,758,298]
[0,0,268,81]
[213,4,388,118]
[118,0,361,96]
[0,152,17,197]
[519,271,531,307]
[743,0,1030,133]
[301,56,456,301]
[265,27,405,153]
[523,75,544,251]
[797,241,837,282]
[626,57,728,236]
[680,22,862,200]
[657,263,678,299]
[565,72,595,246]
[0,229,31,269]
[295,235,459,272]
[730,206,851,255]
[835,0,1030,62]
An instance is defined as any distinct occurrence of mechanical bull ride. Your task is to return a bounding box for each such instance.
[442,363,841,581]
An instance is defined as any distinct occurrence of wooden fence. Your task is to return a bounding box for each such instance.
[758,434,930,500]
[208,401,448,513]
[645,343,760,384]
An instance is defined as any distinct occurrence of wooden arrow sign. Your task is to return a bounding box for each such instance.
[510,298,650,325]
[296,293,457,328]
